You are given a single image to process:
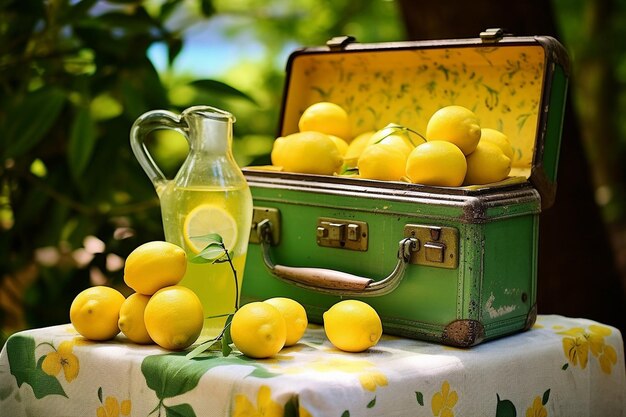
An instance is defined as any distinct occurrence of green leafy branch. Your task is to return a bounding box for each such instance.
[185,233,238,359]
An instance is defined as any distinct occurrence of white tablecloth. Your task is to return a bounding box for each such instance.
[1,315,624,417]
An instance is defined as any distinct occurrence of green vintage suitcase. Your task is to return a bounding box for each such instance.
[240,30,569,347]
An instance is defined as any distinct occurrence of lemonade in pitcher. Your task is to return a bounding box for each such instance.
[159,183,252,338]
[130,105,253,341]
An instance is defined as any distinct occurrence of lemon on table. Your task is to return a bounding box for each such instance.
[230,302,287,358]
[183,204,238,253]
[144,286,204,351]
[118,293,153,344]
[480,128,514,160]
[124,241,187,295]
[406,141,467,187]
[298,102,351,140]
[464,141,512,185]
[271,131,343,175]
[426,105,481,155]
[323,299,382,352]
[357,142,408,181]
[264,297,308,346]
[70,286,125,341]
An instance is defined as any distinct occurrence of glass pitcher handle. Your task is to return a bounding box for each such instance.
[130,110,187,188]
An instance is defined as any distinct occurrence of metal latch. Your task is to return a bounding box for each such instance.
[249,207,281,245]
[316,217,368,251]
[403,224,459,269]
[480,28,505,43]
[326,35,356,51]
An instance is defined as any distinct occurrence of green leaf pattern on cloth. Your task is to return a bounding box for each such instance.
[6,334,68,399]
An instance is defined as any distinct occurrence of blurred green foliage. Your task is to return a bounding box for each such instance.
[0,0,404,344]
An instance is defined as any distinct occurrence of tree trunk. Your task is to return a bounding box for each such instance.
[398,0,626,334]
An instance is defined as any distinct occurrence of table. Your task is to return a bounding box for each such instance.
[1,315,625,417]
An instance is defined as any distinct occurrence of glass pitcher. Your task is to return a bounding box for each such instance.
[130,105,253,338]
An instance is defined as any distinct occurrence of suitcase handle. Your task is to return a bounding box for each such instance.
[257,219,419,296]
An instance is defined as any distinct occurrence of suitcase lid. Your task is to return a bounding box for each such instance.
[276,29,569,209]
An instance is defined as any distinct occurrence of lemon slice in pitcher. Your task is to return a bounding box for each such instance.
[183,204,238,253]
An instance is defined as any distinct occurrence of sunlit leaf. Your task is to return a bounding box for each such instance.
[90,94,123,121]
[30,159,47,178]
[190,242,225,263]
[191,79,256,104]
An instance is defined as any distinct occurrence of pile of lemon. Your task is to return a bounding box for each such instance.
[270,102,513,187]
[70,240,384,357]
[70,241,202,350]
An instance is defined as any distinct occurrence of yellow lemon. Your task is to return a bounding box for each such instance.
[406,141,467,187]
[426,105,481,155]
[144,286,204,350]
[464,141,512,185]
[270,131,343,175]
[480,128,514,160]
[70,286,125,341]
[378,134,414,157]
[264,297,308,346]
[323,300,382,352]
[270,135,289,168]
[230,302,287,358]
[328,135,349,157]
[118,293,153,344]
[343,131,375,168]
[183,204,238,253]
[298,102,351,140]
[357,143,408,181]
[368,123,424,148]
[124,241,186,295]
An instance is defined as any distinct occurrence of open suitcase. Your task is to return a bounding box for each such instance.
[240,29,569,347]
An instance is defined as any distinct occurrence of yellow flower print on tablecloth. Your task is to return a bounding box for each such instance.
[232,385,283,417]
[299,358,388,392]
[96,396,131,417]
[559,324,617,374]
[431,380,458,417]
[41,340,79,382]
[525,395,548,417]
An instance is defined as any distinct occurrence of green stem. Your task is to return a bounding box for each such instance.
[221,243,239,312]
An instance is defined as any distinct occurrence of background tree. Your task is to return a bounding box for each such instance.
[0,0,404,345]
[398,0,626,334]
